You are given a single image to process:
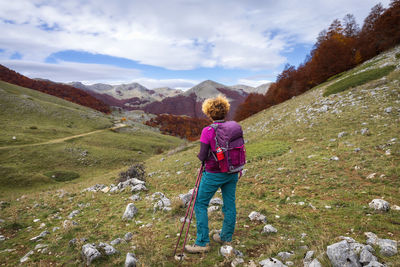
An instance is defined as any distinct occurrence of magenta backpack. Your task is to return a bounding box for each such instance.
[209,121,246,173]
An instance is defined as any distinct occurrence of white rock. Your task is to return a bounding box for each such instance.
[220,245,234,257]
[82,244,101,265]
[262,224,277,234]
[210,197,223,206]
[338,132,348,138]
[101,186,110,193]
[0,235,5,242]
[20,250,34,263]
[248,211,267,223]
[98,242,118,255]
[124,232,133,241]
[367,173,377,179]
[384,107,392,113]
[391,205,400,211]
[259,257,287,267]
[330,156,339,161]
[125,252,138,267]
[208,206,219,213]
[68,210,80,219]
[131,184,147,192]
[122,203,138,220]
[326,240,361,267]
[369,199,390,212]
[308,259,322,267]
[277,251,293,261]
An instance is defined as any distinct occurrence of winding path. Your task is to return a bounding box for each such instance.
[0,125,126,150]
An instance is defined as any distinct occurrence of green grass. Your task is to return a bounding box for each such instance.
[246,140,290,160]
[44,171,80,182]
[323,65,396,96]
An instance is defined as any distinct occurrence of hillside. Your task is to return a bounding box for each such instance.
[0,47,399,266]
[0,65,110,113]
[0,81,183,192]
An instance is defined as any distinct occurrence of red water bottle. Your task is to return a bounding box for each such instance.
[216,147,224,161]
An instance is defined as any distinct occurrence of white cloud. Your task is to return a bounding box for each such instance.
[0,60,141,83]
[0,0,391,73]
[238,79,272,88]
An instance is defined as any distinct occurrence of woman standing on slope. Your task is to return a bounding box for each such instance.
[185,95,245,253]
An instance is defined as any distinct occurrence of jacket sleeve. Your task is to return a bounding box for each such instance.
[197,142,210,162]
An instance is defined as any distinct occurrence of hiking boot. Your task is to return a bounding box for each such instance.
[212,233,231,245]
[184,244,210,254]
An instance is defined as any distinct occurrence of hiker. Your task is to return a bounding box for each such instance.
[185,95,245,253]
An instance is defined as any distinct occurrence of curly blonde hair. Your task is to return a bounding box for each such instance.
[202,95,230,120]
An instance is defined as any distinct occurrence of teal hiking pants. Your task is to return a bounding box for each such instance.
[194,171,239,246]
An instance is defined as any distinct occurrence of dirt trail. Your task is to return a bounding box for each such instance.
[0,125,126,150]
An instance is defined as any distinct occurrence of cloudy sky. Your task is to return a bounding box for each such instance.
[0,0,390,89]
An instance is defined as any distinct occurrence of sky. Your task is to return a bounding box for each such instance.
[0,0,391,90]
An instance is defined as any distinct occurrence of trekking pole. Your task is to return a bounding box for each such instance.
[173,163,204,257]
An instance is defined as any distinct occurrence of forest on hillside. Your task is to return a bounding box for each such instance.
[0,65,111,113]
[235,0,400,121]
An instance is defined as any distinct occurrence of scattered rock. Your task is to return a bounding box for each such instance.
[98,242,119,256]
[151,192,171,211]
[220,245,234,257]
[303,250,314,266]
[259,257,287,267]
[361,128,370,135]
[131,184,147,192]
[231,257,245,267]
[20,250,34,263]
[277,251,293,261]
[308,259,322,267]
[63,220,78,229]
[210,197,223,206]
[369,199,390,212]
[359,248,378,265]
[262,225,277,234]
[68,210,80,219]
[179,189,195,207]
[30,231,50,242]
[110,238,125,246]
[391,205,400,211]
[82,244,102,265]
[125,252,138,267]
[248,211,267,223]
[124,232,133,241]
[83,184,107,192]
[122,203,138,220]
[366,173,377,179]
[384,107,392,113]
[0,235,5,242]
[326,240,361,267]
[101,186,110,193]
[364,261,385,267]
[208,206,219,213]
[129,194,141,201]
[338,132,348,138]
[330,156,339,161]
[365,232,397,257]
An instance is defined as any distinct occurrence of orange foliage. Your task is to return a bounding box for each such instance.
[145,114,212,141]
[235,0,400,121]
[0,65,111,113]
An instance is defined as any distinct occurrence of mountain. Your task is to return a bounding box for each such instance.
[228,84,255,93]
[0,65,110,113]
[143,80,248,119]
[69,79,249,118]
[254,82,272,94]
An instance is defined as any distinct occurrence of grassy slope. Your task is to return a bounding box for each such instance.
[0,81,184,195]
[0,47,399,266]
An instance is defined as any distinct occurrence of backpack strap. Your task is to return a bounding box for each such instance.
[209,123,220,149]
